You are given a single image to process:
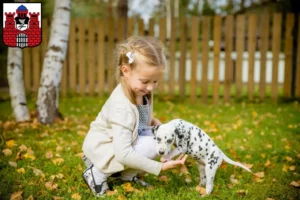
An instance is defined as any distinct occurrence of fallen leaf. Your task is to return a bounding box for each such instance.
[266,198,275,200]
[285,156,293,162]
[17,168,25,174]
[9,161,17,167]
[106,189,118,196]
[45,151,53,159]
[53,196,64,200]
[71,193,81,200]
[237,189,248,195]
[122,183,135,192]
[10,191,23,200]
[230,174,239,184]
[52,158,64,165]
[243,163,253,169]
[254,172,264,178]
[195,185,206,195]
[264,159,271,166]
[45,181,58,191]
[2,148,12,156]
[19,144,27,152]
[158,175,169,183]
[117,195,127,200]
[282,165,288,172]
[6,139,15,148]
[31,167,44,177]
[290,181,300,188]
[77,130,86,136]
[289,166,296,171]
[26,195,34,200]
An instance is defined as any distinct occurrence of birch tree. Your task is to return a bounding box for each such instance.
[7,48,30,122]
[36,0,70,124]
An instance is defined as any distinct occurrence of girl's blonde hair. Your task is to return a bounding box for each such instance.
[113,36,167,105]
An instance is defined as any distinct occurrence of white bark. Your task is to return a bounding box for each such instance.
[7,48,30,122]
[36,0,70,124]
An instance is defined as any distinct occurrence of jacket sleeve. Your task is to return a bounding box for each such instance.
[109,106,162,176]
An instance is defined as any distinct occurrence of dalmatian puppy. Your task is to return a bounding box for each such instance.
[152,119,252,196]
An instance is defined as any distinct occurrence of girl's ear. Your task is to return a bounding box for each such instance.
[121,65,130,78]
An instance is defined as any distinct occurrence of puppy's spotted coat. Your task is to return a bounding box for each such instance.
[153,119,252,196]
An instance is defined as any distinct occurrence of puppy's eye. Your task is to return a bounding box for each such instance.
[157,138,161,142]
[167,139,173,144]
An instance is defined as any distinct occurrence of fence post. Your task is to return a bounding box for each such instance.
[224,15,233,103]
[190,16,199,102]
[159,17,166,95]
[201,16,210,103]
[296,14,300,98]
[213,16,221,105]
[168,17,177,96]
[283,13,295,98]
[97,19,105,96]
[271,13,282,103]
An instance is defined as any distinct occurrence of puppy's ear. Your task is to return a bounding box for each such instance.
[151,125,160,137]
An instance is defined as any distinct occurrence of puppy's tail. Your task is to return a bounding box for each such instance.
[222,153,252,173]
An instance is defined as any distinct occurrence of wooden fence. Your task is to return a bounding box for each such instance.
[22,13,300,103]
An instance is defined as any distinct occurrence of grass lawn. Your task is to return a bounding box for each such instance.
[0,95,299,200]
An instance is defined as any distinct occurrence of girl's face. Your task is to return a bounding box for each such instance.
[122,64,163,97]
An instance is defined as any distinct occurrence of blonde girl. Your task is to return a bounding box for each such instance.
[82,36,187,197]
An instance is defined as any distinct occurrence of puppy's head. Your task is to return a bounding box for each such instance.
[152,123,175,156]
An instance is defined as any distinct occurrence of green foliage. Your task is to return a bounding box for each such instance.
[0,96,299,199]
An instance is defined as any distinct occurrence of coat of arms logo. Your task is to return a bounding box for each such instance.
[3,3,42,48]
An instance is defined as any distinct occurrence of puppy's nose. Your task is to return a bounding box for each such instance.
[159,150,165,155]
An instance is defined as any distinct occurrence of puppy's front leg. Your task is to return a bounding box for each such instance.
[161,148,182,162]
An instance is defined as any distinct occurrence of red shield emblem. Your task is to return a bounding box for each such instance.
[3,3,42,48]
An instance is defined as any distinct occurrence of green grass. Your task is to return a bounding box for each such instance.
[0,95,299,200]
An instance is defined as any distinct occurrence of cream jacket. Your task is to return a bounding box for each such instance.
[82,84,163,175]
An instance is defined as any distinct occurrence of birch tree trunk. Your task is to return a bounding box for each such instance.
[7,48,30,122]
[36,0,70,124]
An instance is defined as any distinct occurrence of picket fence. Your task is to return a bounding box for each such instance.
[22,13,300,103]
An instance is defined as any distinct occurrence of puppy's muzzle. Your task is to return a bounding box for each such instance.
[158,150,165,155]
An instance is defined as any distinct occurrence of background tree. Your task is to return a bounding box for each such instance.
[36,0,70,124]
[7,0,30,122]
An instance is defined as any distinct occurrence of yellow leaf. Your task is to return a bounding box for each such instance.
[53,196,64,200]
[45,151,53,159]
[106,189,118,196]
[17,168,25,174]
[77,130,86,136]
[52,158,64,165]
[266,198,275,200]
[122,183,135,192]
[10,191,23,200]
[158,175,169,183]
[6,140,15,148]
[285,156,293,162]
[19,144,27,152]
[282,165,288,172]
[265,144,272,149]
[230,174,239,184]
[45,181,58,191]
[195,185,206,195]
[117,195,127,200]
[264,159,271,166]
[71,193,81,200]
[252,111,258,118]
[26,195,34,200]
[254,172,264,178]
[9,161,17,168]
[243,163,253,169]
[290,181,300,188]
[2,148,12,156]
[289,166,296,171]
[32,167,44,177]
[237,190,248,195]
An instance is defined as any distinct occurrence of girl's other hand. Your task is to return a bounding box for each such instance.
[161,154,188,171]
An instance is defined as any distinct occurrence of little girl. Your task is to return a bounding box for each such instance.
[82,36,187,197]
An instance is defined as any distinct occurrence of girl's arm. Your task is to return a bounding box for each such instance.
[151,118,161,126]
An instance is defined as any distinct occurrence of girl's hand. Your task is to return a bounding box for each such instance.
[161,154,188,171]
[151,118,162,126]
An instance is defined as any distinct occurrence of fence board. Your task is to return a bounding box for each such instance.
[32,46,40,92]
[61,58,67,96]
[179,17,188,99]
[259,13,270,100]
[118,18,125,42]
[88,19,96,95]
[159,18,166,94]
[190,16,199,102]
[77,18,86,95]
[271,13,282,102]
[224,15,233,102]
[97,19,105,96]
[138,18,144,36]
[247,14,257,101]
[107,17,115,93]
[23,48,31,92]
[213,16,221,104]
[41,18,49,63]
[127,18,134,37]
[283,13,295,98]
[68,19,76,93]
[296,14,300,98]
[148,18,154,36]
[235,15,245,98]
[168,17,177,96]
[201,16,210,103]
